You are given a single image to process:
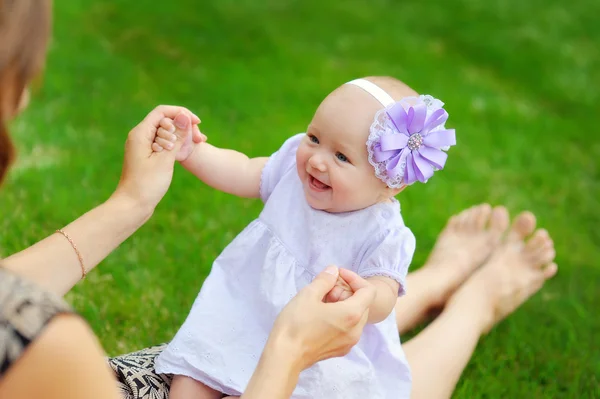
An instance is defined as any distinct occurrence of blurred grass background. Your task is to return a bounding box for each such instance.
[1,0,598,397]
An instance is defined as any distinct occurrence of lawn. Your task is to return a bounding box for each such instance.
[1,0,598,397]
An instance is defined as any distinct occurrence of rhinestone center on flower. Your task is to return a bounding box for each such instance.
[407,133,423,150]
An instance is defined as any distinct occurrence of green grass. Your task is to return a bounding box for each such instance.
[1,0,599,397]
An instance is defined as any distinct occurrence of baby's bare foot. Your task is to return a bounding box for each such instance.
[447,211,557,333]
[421,204,509,305]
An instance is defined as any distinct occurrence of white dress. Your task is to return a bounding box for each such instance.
[155,134,416,398]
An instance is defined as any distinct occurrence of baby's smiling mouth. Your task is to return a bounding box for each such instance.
[309,174,331,191]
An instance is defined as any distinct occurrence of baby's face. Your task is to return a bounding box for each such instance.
[296,85,393,213]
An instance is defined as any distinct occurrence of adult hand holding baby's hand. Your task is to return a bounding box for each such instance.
[152,115,206,161]
[267,266,376,371]
[325,274,355,303]
[114,105,201,214]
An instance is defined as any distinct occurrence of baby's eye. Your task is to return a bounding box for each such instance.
[308,134,319,144]
[336,152,350,163]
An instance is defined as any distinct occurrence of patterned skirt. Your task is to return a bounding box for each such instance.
[108,344,173,399]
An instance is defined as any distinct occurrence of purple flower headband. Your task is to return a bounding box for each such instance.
[346,79,456,188]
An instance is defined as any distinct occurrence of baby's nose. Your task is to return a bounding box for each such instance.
[309,155,327,172]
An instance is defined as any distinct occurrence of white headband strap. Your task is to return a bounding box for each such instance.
[345,78,395,107]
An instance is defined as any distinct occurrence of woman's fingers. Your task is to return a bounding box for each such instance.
[303,266,339,300]
[143,105,197,128]
[338,268,370,292]
[153,113,192,151]
[334,275,375,326]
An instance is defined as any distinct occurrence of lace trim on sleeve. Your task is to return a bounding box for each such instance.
[359,268,407,296]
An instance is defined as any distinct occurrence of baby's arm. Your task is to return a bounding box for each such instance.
[183,143,268,198]
[364,276,399,324]
[327,275,399,324]
[153,117,267,198]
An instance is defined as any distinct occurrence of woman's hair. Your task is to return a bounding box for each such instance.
[0,0,52,185]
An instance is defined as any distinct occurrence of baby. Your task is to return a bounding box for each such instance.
[153,76,456,398]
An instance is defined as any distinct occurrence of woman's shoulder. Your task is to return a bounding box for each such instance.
[0,267,72,377]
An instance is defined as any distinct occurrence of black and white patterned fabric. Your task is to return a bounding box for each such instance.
[0,267,72,376]
[0,267,176,398]
[108,344,173,399]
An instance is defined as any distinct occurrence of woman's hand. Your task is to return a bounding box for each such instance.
[270,266,376,369]
[152,116,207,162]
[113,105,201,213]
[242,267,376,399]
[3,105,202,295]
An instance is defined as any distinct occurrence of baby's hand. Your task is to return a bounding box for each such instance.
[152,117,206,161]
[325,275,354,303]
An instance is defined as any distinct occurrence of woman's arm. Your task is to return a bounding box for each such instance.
[2,195,150,296]
[0,314,121,399]
[242,337,303,398]
[181,142,268,198]
[242,267,376,399]
[0,266,374,399]
[2,105,198,296]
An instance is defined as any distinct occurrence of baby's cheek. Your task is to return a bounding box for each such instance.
[335,175,363,208]
[295,144,309,167]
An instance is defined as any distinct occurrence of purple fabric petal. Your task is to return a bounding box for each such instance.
[403,152,417,184]
[408,103,427,134]
[413,151,435,182]
[386,147,409,178]
[372,142,396,162]
[370,97,455,186]
[423,129,456,148]
[418,146,448,169]
[380,133,408,152]
[373,141,400,163]
[386,103,408,134]
[371,142,382,160]
[422,109,448,134]
[406,107,414,132]
[413,159,424,182]
[386,152,402,172]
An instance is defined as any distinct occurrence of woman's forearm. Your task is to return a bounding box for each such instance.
[242,336,303,399]
[2,194,152,296]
